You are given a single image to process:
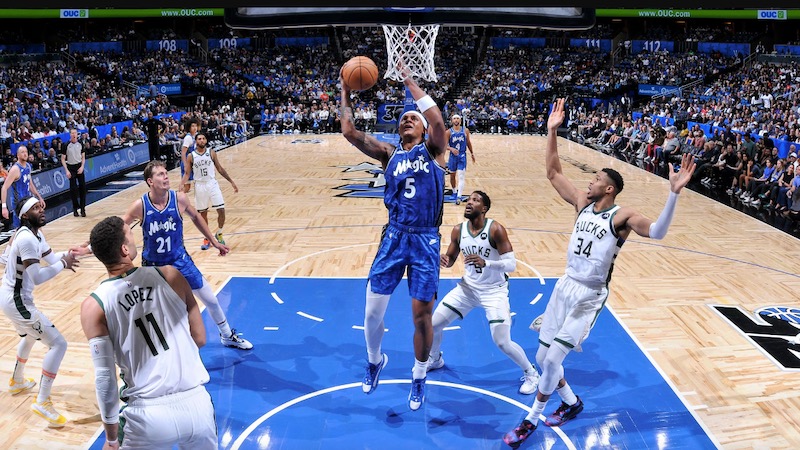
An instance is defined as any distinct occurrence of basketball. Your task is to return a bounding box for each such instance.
[342,56,379,91]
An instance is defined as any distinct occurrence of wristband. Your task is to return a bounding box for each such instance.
[106,437,118,445]
[416,95,436,113]
[1,203,5,208]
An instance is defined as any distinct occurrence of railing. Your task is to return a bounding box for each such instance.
[60,51,76,67]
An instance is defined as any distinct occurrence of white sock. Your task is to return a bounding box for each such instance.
[13,357,27,383]
[412,358,428,380]
[37,373,56,403]
[524,398,547,424]
[556,383,578,406]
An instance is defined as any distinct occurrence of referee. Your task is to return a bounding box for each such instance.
[61,129,87,217]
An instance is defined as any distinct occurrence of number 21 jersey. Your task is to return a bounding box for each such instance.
[141,190,186,266]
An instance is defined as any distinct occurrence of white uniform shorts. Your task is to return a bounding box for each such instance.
[438,281,511,325]
[0,292,62,345]
[539,275,608,352]
[120,385,217,450]
[194,180,224,212]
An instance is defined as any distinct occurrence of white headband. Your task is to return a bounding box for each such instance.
[399,110,428,129]
[19,197,38,217]
[452,114,462,119]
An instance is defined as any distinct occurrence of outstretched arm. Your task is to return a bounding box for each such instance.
[545,99,584,210]
[339,70,393,168]
[622,152,696,239]
[403,75,446,157]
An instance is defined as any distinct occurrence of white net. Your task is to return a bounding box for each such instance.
[381,24,440,83]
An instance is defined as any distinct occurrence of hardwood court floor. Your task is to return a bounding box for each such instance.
[0,133,798,449]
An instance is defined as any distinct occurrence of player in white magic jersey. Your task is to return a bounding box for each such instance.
[180,132,239,250]
[504,99,697,448]
[82,216,217,449]
[429,191,539,395]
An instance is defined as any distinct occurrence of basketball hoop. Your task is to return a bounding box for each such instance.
[381,23,440,83]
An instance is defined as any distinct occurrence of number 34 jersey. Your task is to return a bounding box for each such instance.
[566,203,624,287]
[90,266,209,401]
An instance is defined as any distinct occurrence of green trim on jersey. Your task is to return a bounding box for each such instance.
[101,267,139,284]
[488,319,505,324]
[609,209,621,238]
[538,339,550,348]
[590,203,617,215]
[442,302,463,320]
[465,218,491,239]
[153,266,167,281]
[90,293,105,312]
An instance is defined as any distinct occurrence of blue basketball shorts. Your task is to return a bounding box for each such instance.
[447,152,467,172]
[143,251,204,290]
[368,223,441,302]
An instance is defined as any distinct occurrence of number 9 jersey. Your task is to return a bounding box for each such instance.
[566,203,624,287]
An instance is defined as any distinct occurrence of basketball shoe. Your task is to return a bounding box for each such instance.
[9,377,36,395]
[215,231,225,245]
[200,238,210,250]
[362,353,388,394]
[31,397,67,427]
[503,419,536,448]
[544,396,584,427]
[408,377,426,411]
[519,367,539,395]
[221,329,253,350]
[426,351,444,372]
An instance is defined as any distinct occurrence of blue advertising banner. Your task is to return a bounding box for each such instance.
[632,40,674,54]
[32,143,150,200]
[207,37,252,50]
[775,45,800,55]
[0,44,46,53]
[569,38,612,53]
[145,39,189,52]
[697,42,750,58]
[274,37,329,47]
[137,83,182,97]
[638,84,681,97]
[69,42,123,53]
[489,37,546,49]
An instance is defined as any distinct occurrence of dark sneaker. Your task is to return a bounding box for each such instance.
[503,419,536,448]
[408,377,426,411]
[362,353,388,394]
[221,329,253,350]
[544,396,584,427]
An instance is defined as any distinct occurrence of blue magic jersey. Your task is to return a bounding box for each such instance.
[449,127,467,159]
[384,142,445,227]
[10,162,31,204]
[141,190,186,265]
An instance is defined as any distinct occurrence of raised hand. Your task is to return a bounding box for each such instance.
[668,152,697,194]
[547,98,566,131]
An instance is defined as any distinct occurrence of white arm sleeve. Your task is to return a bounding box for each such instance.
[42,250,67,267]
[484,251,517,273]
[88,336,119,425]
[648,191,679,240]
[25,261,65,285]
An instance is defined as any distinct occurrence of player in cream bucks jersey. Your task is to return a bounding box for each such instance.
[505,99,697,448]
[429,191,539,395]
[82,216,217,449]
[180,132,239,250]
